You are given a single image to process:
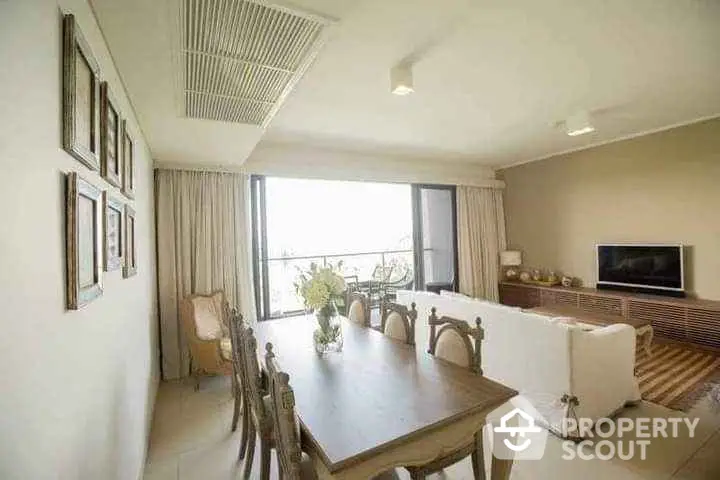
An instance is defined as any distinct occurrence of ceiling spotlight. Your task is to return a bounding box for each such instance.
[390,63,414,95]
[565,112,595,136]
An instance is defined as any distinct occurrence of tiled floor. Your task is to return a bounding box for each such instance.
[143,377,720,480]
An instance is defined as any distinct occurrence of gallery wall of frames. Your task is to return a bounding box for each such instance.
[62,13,138,310]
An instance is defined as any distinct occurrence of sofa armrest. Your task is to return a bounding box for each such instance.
[569,324,641,420]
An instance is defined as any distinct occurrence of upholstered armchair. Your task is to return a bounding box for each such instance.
[181,291,234,390]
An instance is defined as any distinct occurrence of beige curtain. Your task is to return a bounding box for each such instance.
[457,186,507,301]
[156,169,256,380]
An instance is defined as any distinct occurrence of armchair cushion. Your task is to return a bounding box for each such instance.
[192,294,224,340]
[220,337,232,362]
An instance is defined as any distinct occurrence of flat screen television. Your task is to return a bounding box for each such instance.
[596,244,684,297]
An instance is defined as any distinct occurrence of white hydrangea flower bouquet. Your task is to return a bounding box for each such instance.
[295,262,346,353]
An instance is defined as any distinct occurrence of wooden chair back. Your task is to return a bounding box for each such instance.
[227,308,244,385]
[346,291,370,327]
[265,343,304,479]
[427,307,484,374]
[380,301,417,345]
[238,322,269,426]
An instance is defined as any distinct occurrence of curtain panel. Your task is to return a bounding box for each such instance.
[457,186,507,302]
[156,169,256,380]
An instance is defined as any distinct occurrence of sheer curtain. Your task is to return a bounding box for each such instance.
[457,185,507,301]
[156,169,256,380]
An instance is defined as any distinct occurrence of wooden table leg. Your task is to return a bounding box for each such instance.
[470,431,486,480]
[489,424,515,480]
[490,456,513,480]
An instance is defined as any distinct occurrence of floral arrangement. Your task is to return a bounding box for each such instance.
[294,262,346,312]
[295,262,347,353]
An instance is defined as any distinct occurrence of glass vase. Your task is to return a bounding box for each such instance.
[313,301,343,355]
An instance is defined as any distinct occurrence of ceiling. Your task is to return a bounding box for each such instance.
[91,0,720,169]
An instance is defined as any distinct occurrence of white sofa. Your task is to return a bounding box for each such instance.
[396,289,641,437]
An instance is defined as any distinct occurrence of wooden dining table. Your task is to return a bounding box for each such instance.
[252,316,518,479]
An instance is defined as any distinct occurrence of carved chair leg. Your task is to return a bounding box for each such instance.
[471,432,486,480]
[238,399,249,461]
[260,437,272,480]
[243,423,257,479]
[231,388,241,432]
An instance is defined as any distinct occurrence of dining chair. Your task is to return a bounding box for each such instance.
[227,308,249,460]
[238,322,274,480]
[180,291,234,391]
[380,301,417,345]
[265,343,400,480]
[427,306,484,374]
[404,307,486,480]
[346,291,371,327]
[264,343,315,479]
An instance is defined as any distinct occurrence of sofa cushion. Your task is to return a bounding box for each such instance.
[440,290,472,300]
[220,337,232,361]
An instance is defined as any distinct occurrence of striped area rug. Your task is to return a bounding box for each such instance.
[636,343,720,411]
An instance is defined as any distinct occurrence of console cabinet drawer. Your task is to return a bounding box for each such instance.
[499,284,539,308]
[499,282,720,350]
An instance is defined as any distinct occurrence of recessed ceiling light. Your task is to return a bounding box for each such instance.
[565,112,595,136]
[390,63,414,95]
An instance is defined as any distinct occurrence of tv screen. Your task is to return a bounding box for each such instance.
[597,244,683,292]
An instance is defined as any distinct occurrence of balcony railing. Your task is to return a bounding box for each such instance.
[264,249,416,318]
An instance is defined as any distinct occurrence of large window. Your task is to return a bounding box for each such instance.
[252,176,457,320]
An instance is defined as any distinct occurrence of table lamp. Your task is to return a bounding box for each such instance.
[500,251,522,281]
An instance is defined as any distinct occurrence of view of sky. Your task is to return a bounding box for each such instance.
[264,177,414,314]
[265,177,413,258]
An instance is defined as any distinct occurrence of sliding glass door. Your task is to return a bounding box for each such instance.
[252,176,414,320]
[412,184,459,292]
[252,176,457,321]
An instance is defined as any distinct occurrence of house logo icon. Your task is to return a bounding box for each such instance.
[494,408,542,452]
[483,395,550,461]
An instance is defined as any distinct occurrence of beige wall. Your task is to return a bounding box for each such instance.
[500,118,720,301]
[0,1,158,478]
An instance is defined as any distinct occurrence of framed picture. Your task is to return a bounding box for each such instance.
[62,14,101,170]
[121,120,135,199]
[100,82,123,188]
[66,172,103,309]
[102,192,124,271]
[123,205,138,278]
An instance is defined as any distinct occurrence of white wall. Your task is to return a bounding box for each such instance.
[0,1,158,479]
[157,141,506,188]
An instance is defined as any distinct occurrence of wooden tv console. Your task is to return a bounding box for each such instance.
[499,281,720,349]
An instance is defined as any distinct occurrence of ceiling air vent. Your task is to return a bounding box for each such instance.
[179,0,334,126]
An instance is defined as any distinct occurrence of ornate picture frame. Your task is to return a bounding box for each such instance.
[100,82,123,187]
[121,120,136,199]
[123,205,138,278]
[62,14,101,170]
[66,172,103,309]
[102,191,124,272]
